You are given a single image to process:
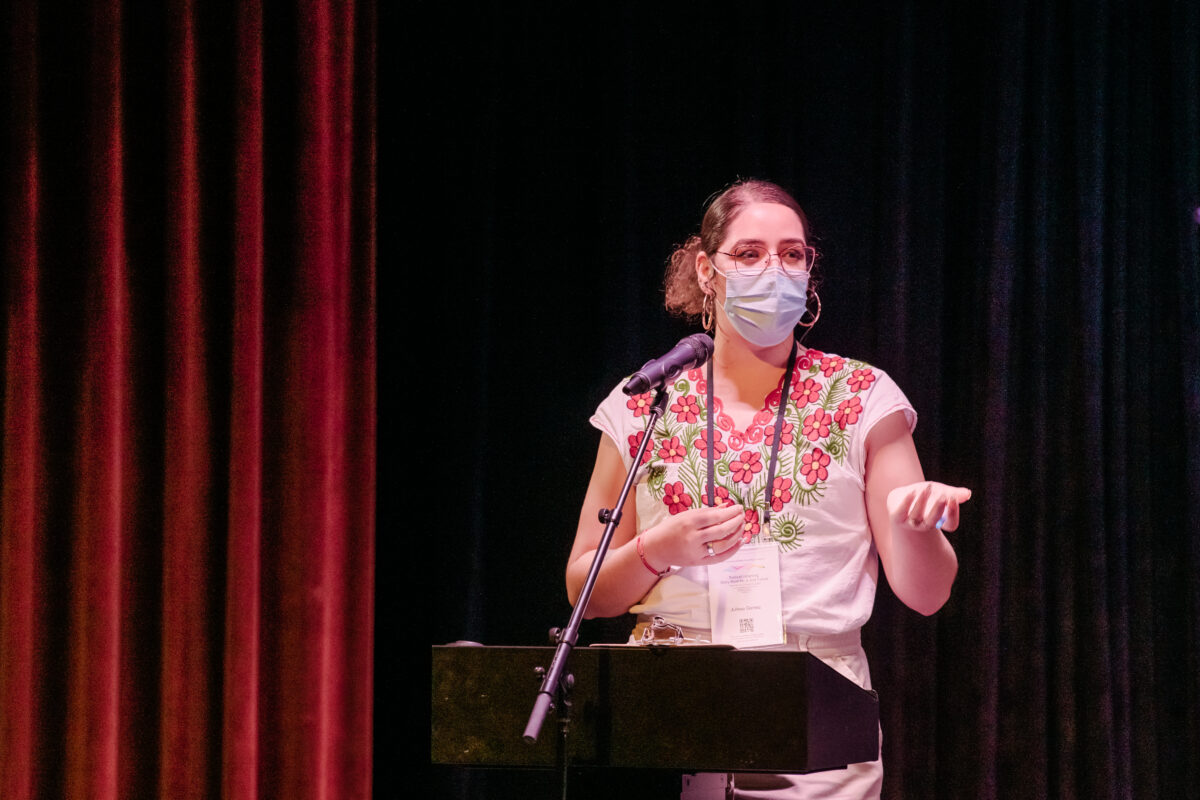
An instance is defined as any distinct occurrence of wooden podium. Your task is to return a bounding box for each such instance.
[431,644,879,775]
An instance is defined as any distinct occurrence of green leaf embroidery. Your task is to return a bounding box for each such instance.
[768,514,806,551]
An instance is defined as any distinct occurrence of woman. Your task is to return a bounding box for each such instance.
[566,179,970,798]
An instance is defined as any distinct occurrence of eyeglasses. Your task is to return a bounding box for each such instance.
[715,244,817,276]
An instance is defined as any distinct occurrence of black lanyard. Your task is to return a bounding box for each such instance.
[706,339,799,529]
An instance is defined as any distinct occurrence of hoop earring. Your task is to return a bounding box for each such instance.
[701,292,715,332]
[797,288,821,330]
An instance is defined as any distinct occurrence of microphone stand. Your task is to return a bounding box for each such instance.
[523,387,669,796]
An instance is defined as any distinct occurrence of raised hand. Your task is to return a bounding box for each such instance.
[887,481,972,534]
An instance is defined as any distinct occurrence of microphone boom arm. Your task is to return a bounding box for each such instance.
[523,388,670,744]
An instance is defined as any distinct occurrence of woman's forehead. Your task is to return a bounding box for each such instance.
[725,203,807,238]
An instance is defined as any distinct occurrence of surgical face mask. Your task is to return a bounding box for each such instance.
[720,267,810,347]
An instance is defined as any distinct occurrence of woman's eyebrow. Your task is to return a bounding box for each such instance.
[729,237,808,246]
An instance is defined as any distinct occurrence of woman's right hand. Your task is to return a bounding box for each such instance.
[640,503,748,569]
[568,436,749,616]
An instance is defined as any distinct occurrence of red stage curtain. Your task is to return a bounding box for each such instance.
[0,2,376,798]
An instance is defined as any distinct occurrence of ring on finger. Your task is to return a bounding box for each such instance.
[705,542,715,557]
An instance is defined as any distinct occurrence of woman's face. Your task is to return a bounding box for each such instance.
[697,202,809,305]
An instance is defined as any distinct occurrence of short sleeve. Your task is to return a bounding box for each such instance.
[590,380,638,471]
[845,366,917,482]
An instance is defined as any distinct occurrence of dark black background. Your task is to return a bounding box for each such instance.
[387,2,1200,798]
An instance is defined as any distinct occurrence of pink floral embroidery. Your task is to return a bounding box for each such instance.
[801,448,831,484]
[628,431,655,464]
[626,392,655,417]
[730,451,763,483]
[791,377,822,406]
[657,436,686,463]
[802,408,832,441]
[694,428,727,458]
[702,485,734,508]
[662,481,692,515]
[819,355,846,377]
[671,394,701,424]
[770,476,793,511]
[798,348,824,370]
[763,420,795,446]
[848,368,876,392]
[614,356,878,519]
[700,352,849,465]
[835,396,863,430]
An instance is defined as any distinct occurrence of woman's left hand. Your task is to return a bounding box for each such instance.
[886,481,972,534]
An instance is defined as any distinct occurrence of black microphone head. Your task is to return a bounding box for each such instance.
[621,333,714,395]
[621,365,656,396]
[683,332,714,360]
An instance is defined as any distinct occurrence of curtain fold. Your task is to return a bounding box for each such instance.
[0,1,375,798]
[1,3,42,798]
[223,2,266,796]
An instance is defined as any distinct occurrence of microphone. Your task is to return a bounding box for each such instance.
[622,333,714,395]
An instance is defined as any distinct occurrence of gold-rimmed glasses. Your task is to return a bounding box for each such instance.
[715,244,816,276]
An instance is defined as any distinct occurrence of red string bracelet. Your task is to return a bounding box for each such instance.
[637,535,668,577]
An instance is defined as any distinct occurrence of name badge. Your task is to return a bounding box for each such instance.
[706,542,785,648]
